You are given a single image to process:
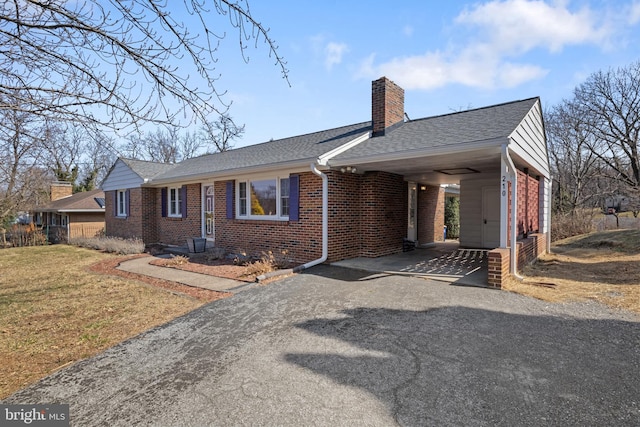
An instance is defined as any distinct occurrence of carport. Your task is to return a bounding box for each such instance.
[327,87,551,286]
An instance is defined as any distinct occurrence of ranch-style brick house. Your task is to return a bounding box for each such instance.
[102,77,551,287]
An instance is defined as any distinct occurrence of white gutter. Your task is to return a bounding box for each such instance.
[502,143,523,280]
[293,162,328,272]
[317,131,370,165]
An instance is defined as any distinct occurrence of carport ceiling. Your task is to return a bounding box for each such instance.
[333,147,502,185]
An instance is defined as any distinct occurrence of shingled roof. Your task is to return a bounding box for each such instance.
[122,97,540,186]
[149,121,371,183]
[120,158,177,181]
[34,189,105,212]
[331,97,540,162]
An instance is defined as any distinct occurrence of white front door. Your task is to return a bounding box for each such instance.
[407,182,417,242]
[203,185,215,241]
[482,186,500,248]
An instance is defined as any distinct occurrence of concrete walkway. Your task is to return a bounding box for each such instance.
[117,256,254,293]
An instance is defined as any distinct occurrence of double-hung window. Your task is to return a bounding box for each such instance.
[168,187,182,217]
[237,176,291,220]
[116,190,127,217]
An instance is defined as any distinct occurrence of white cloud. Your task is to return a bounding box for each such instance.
[324,42,349,70]
[366,46,548,90]
[357,0,622,90]
[630,1,640,25]
[455,0,612,53]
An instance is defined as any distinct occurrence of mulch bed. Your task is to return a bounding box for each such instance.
[88,255,231,302]
[148,257,259,283]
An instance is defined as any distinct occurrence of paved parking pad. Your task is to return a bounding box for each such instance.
[4,266,639,426]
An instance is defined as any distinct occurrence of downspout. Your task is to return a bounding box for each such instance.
[502,144,523,280]
[546,176,552,254]
[293,162,328,272]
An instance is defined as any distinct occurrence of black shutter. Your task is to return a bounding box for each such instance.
[161,188,167,217]
[226,181,234,219]
[289,175,299,221]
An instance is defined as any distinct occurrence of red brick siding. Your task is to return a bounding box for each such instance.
[155,184,202,245]
[105,188,144,240]
[488,248,510,288]
[214,173,323,264]
[516,169,540,237]
[418,185,445,244]
[359,172,406,257]
[327,171,362,262]
[141,187,159,243]
[489,232,547,288]
[516,232,547,270]
[213,170,407,263]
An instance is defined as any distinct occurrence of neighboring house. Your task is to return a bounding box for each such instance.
[102,77,551,287]
[33,182,106,243]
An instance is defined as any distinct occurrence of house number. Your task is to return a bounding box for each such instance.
[501,175,507,196]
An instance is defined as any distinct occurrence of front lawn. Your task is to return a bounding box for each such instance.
[0,245,218,398]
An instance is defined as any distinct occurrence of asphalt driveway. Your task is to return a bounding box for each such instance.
[4,266,640,426]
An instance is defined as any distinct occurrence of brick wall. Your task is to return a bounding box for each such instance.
[359,171,406,257]
[327,171,362,262]
[213,170,407,264]
[489,232,547,288]
[141,187,159,243]
[155,183,202,245]
[417,185,445,244]
[372,77,404,135]
[106,185,202,245]
[105,188,144,240]
[516,169,541,237]
[214,173,324,264]
[488,248,510,288]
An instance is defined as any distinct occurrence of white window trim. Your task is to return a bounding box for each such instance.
[168,186,182,218]
[116,189,127,217]
[236,175,290,221]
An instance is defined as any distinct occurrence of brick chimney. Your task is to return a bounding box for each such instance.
[50,181,73,201]
[372,77,405,136]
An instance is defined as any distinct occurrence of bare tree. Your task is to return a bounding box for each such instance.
[571,61,640,208]
[201,114,245,152]
[0,106,51,226]
[546,104,602,214]
[0,0,288,131]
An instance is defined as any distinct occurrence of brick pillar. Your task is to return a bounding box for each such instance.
[372,77,404,136]
[488,248,510,288]
[417,184,445,244]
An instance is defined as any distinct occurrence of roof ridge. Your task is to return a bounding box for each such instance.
[407,97,539,123]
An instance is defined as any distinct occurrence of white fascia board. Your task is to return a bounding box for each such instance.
[327,137,506,167]
[143,160,314,187]
[316,131,371,166]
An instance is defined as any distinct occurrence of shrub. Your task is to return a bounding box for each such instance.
[165,255,189,266]
[70,236,145,254]
[444,197,460,239]
[236,249,291,277]
[2,224,48,248]
[551,212,595,241]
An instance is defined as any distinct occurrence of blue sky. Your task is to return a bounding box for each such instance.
[190,0,640,148]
